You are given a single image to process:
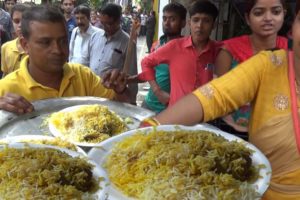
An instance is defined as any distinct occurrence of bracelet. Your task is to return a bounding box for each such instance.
[141,117,161,126]
[151,117,161,125]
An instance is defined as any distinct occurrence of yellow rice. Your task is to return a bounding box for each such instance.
[21,137,78,151]
[49,104,127,143]
[0,147,100,200]
[105,129,261,200]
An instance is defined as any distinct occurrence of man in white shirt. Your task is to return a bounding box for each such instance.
[88,3,137,104]
[140,12,147,36]
[69,5,102,67]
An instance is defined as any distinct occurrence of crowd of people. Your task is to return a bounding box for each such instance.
[0,0,299,199]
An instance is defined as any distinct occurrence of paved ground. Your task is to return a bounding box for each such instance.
[136,36,150,106]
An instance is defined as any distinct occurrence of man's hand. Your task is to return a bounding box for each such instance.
[127,74,145,84]
[0,93,34,114]
[102,69,128,94]
[154,89,170,105]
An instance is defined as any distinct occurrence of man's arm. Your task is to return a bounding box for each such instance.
[0,93,34,114]
[139,41,173,81]
[149,80,169,105]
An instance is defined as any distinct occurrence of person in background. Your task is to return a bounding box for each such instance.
[1,4,29,77]
[139,11,147,36]
[121,6,132,34]
[0,2,13,39]
[129,2,187,113]
[90,8,102,29]
[142,7,300,199]
[69,5,102,67]
[4,0,16,15]
[61,0,76,43]
[88,3,138,104]
[0,26,10,77]
[212,0,288,140]
[145,10,156,53]
[137,0,222,108]
[0,6,133,114]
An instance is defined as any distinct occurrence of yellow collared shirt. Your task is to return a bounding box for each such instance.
[0,56,115,101]
[1,38,26,75]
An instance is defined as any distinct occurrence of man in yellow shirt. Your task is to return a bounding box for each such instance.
[0,6,131,114]
[1,4,28,77]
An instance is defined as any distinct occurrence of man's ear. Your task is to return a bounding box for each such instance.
[20,36,29,54]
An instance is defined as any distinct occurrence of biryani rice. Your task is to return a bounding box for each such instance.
[105,129,261,200]
[22,137,78,151]
[49,104,127,143]
[0,147,100,199]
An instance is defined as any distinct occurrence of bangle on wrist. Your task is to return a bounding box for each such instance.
[152,117,160,125]
[142,117,161,126]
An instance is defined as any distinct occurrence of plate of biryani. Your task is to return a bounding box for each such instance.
[88,125,272,200]
[0,143,108,200]
[0,135,87,155]
[48,104,129,147]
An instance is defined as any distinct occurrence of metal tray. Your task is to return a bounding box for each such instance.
[0,97,155,139]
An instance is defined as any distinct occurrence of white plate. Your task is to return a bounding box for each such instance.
[0,135,87,156]
[88,124,272,200]
[49,105,127,147]
[0,143,109,200]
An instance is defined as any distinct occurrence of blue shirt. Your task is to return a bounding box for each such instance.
[67,17,76,43]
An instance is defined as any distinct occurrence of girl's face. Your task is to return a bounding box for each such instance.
[246,0,285,37]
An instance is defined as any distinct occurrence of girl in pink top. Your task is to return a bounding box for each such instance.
[213,0,288,139]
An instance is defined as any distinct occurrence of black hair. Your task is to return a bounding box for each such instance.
[61,0,74,5]
[244,0,286,15]
[163,2,187,21]
[188,0,219,21]
[99,3,122,21]
[4,0,16,3]
[11,4,30,18]
[21,5,65,39]
[74,5,91,19]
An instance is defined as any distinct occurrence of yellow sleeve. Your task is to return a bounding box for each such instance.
[193,51,269,122]
[92,76,116,100]
[81,66,116,99]
[1,43,8,73]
